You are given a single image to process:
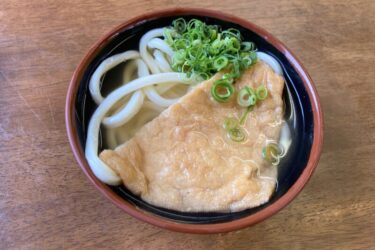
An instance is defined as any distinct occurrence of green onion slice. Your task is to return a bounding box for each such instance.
[163,28,174,45]
[222,73,234,83]
[211,79,234,102]
[213,56,229,71]
[172,18,187,33]
[237,86,257,107]
[197,72,210,81]
[241,41,255,51]
[239,105,254,125]
[222,28,241,39]
[256,85,268,100]
[262,142,284,165]
[223,117,239,130]
[228,127,246,142]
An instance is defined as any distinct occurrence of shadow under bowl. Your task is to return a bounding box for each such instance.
[65,8,323,234]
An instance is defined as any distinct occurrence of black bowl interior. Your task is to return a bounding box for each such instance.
[75,15,314,224]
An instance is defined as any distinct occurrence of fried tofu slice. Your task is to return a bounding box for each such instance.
[100,61,284,212]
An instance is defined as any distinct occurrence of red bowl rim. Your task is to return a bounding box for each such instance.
[65,7,324,234]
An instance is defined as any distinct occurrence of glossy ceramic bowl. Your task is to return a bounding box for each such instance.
[66,8,323,234]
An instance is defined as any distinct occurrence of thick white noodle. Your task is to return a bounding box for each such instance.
[256,52,283,75]
[103,44,178,128]
[85,72,193,185]
[104,59,139,126]
[122,59,137,83]
[136,58,150,77]
[104,60,144,129]
[137,59,181,107]
[139,28,165,74]
[102,59,146,128]
[103,60,144,129]
[102,90,145,128]
[144,87,182,107]
[153,50,172,72]
[89,50,140,104]
[147,38,175,58]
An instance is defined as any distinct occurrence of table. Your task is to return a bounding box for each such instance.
[1,0,374,249]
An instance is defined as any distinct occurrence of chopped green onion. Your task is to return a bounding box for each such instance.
[163,28,173,45]
[256,85,268,100]
[228,127,246,142]
[262,142,283,165]
[181,61,191,74]
[222,73,234,83]
[197,72,210,81]
[241,41,256,51]
[166,18,258,103]
[222,28,241,39]
[237,86,257,107]
[224,37,241,53]
[174,39,190,50]
[209,27,218,40]
[190,30,202,41]
[211,79,234,102]
[172,18,187,33]
[250,51,257,61]
[223,117,239,130]
[187,19,201,31]
[213,56,229,71]
[172,50,187,64]
[239,105,254,125]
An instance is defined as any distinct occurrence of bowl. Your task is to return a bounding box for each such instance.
[65,8,323,234]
